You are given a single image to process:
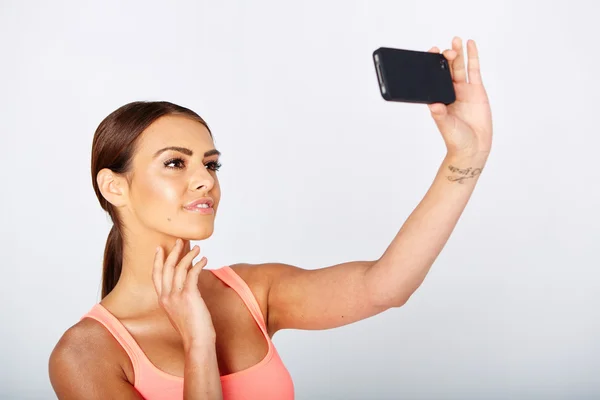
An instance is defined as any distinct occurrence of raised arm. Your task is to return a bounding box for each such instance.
[263,37,493,334]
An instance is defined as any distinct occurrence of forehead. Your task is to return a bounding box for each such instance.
[135,115,213,157]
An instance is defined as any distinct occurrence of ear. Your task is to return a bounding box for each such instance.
[96,168,128,208]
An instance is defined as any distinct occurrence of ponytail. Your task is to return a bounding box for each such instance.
[101,224,123,298]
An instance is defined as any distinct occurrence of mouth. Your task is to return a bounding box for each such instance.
[183,197,215,213]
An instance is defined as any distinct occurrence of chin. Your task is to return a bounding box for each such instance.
[179,224,215,241]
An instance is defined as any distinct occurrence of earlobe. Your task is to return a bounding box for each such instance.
[97,168,127,207]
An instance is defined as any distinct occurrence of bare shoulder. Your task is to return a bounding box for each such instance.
[228,262,304,296]
[225,263,278,320]
[49,318,142,399]
[228,262,267,281]
[226,263,300,332]
[228,262,298,287]
[226,263,270,299]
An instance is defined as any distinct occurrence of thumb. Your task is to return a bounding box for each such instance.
[428,103,453,133]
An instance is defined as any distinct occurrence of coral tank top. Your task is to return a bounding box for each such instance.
[80,266,295,399]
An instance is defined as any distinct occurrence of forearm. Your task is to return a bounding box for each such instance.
[367,151,489,306]
[184,340,223,400]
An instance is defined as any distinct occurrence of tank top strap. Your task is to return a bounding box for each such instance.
[209,266,268,333]
[80,304,142,386]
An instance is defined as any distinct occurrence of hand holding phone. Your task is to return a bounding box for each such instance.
[373,47,456,105]
[373,38,493,158]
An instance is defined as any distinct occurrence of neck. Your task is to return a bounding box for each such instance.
[103,228,192,314]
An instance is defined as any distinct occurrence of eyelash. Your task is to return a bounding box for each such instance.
[164,157,222,172]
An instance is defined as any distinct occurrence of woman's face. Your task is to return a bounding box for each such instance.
[125,114,221,240]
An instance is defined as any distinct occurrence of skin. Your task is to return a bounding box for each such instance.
[100,114,278,374]
[49,36,493,397]
[50,116,274,397]
[101,114,223,311]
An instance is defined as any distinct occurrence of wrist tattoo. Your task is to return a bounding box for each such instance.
[447,165,483,184]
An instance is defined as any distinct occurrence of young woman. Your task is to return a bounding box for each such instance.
[48,36,492,400]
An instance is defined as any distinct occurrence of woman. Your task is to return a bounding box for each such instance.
[48,36,492,399]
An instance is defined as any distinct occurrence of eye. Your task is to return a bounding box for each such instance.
[164,157,222,172]
[206,161,222,172]
[164,157,185,169]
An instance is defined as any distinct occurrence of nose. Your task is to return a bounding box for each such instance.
[189,166,215,194]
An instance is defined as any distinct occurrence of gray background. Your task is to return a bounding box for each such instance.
[1,0,599,399]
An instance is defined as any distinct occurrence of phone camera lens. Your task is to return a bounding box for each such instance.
[440,59,447,69]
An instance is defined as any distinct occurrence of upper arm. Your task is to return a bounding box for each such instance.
[49,323,144,400]
[263,260,393,335]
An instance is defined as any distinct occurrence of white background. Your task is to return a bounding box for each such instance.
[1,0,599,399]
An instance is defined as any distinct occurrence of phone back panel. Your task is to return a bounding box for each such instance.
[373,47,455,105]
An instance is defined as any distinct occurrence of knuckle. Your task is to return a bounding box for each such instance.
[181,285,192,293]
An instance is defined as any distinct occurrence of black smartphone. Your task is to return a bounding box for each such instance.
[373,47,455,105]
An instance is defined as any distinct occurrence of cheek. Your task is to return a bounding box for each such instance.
[212,181,222,209]
[134,175,183,214]
[150,178,180,203]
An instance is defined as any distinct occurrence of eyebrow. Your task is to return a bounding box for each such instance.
[153,146,221,159]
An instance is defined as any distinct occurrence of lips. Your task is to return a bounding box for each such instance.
[184,197,214,209]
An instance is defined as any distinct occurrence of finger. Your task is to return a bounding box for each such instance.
[466,39,482,84]
[428,102,447,116]
[442,49,457,81]
[162,239,183,295]
[427,103,455,135]
[185,256,208,292]
[152,246,164,297]
[451,36,467,83]
[427,46,440,53]
[442,49,457,60]
[172,245,200,291]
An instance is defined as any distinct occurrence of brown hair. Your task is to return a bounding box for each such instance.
[90,101,212,298]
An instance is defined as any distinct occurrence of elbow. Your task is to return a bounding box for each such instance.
[368,288,411,309]
[364,272,412,309]
[387,293,411,308]
[396,294,411,308]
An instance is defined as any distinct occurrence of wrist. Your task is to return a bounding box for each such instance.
[446,149,490,163]
[183,333,217,353]
[442,151,488,185]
